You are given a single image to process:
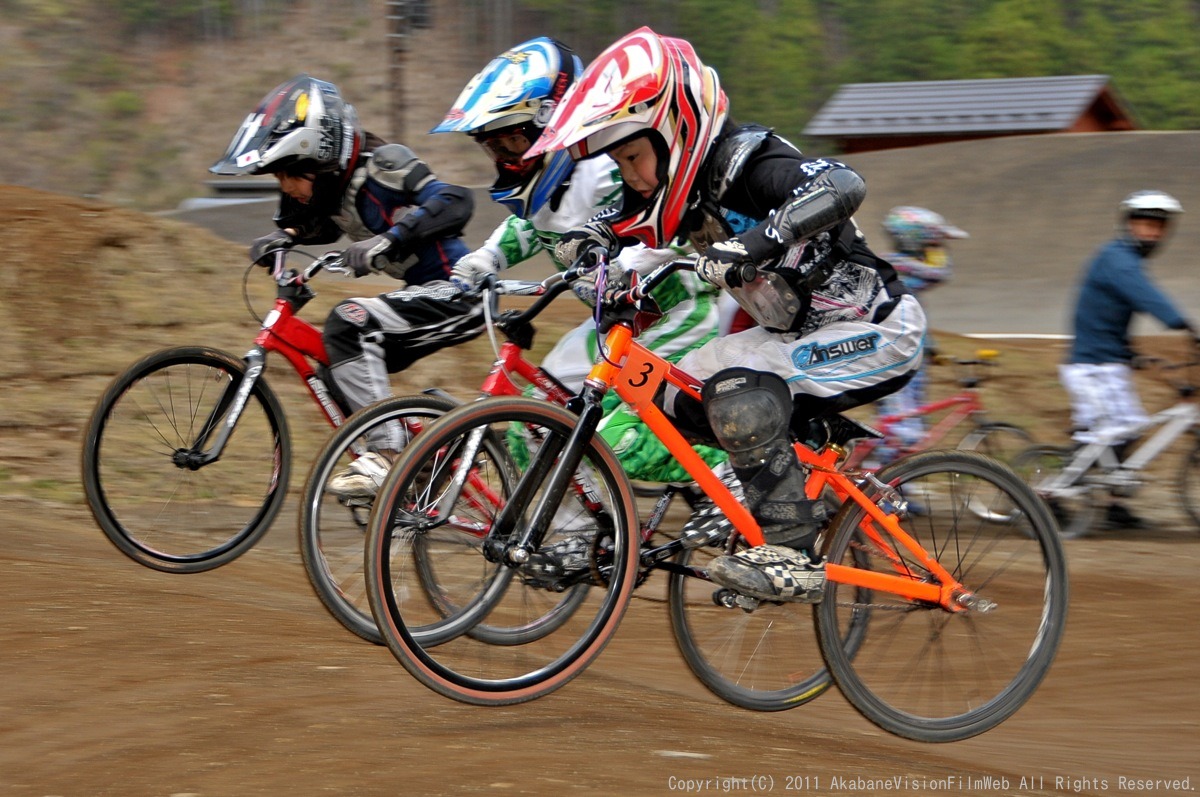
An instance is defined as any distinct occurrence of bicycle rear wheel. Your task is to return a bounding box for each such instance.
[365,397,641,705]
[1011,444,1097,539]
[958,422,1033,464]
[957,424,1035,523]
[668,535,868,712]
[82,346,289,573]
[1176,438,1200,531]
[816,450,1069,742]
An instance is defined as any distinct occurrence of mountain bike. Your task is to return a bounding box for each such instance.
[82,250,356,573]
[363,257,1069,742]
[1013,346,1200,539]
[846,351,1033,469]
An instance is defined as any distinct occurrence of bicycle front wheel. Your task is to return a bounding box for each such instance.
[1011,444,1098,539]
[82,346,290,573]
[817,450,1069,742]
[365,397,641,705]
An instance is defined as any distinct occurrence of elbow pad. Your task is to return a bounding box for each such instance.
[392,184,474,240]
[757,166,866,252]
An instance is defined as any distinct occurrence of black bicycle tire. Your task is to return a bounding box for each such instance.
[365,396,641,705]
[1177,436,1200,531]
[298,393,459,643]
[82,346,290,573]
[300,393,592,645]
[816,449,1069,742]
[408,417,592,646]
[957,424,1036,523]
[1011,443,1098,539]
[958,422,1034,463]
[667,536,870,712]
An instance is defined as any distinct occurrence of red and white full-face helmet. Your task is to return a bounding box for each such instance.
[526,27,728,248]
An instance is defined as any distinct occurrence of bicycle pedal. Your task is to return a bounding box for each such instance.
[712,588,761,612]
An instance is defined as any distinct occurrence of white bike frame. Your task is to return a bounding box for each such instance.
[1041,401,1199,498]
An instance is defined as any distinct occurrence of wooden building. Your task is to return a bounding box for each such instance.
[803,75,1138,153]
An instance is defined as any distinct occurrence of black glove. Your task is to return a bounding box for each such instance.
[344,233,399,277]
[249,230,294,266]
[695,239,753,290]
[555,221,619,272]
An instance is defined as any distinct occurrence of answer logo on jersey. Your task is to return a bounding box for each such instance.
[792,332,881,369]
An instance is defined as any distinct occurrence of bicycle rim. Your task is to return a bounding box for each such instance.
[82,346,289,573]
[957,423,1033,465]
[365,397,640,705]
[817,450,1069,742]
[1011,444,1098,539]
[299,394,458,644]
[669,536,854,712]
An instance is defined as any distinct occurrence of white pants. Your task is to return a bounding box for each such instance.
[1058,362,1149,444]
[666,293,926,408]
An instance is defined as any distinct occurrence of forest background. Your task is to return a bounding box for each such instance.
[3,0,1200,212]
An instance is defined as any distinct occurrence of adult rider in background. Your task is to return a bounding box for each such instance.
[1060,189,1196,529]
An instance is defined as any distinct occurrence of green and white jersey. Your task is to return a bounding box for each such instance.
[477,157,727,483]
[481,157,624,269]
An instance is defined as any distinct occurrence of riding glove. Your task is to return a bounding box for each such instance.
[554,221,620,271]
[450,248,501,292]
[249,229,294,266]
[695,239,753,290]
[345,233,399,277]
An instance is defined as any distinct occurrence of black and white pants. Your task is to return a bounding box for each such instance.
[324,282,485,446]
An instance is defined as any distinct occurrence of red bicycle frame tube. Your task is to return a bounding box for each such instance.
[254,296,347,428]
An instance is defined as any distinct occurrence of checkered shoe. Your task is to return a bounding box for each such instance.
[680,472,742,548]
[707,544,825,602]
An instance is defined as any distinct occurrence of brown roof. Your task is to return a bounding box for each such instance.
[804,75,1136,138]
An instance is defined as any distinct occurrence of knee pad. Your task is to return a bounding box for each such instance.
[701,367,793,467]
[324,300,373,366]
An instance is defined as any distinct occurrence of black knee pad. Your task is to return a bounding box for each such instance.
[324,300,374,366]
[701,367,793,466]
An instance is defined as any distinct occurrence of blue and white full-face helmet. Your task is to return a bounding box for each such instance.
[432,37,582,218]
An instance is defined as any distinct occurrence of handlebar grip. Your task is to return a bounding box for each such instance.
[736,263,757,285]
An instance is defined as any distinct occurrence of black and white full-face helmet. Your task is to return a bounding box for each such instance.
[210,75,361,176]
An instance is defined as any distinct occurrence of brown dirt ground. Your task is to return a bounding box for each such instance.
[2,185,1198,796]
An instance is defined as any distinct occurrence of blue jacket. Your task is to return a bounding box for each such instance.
[1067,238,1189,364]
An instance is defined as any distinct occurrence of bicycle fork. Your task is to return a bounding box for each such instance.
[174,348,267,470]
[485,390,607,567]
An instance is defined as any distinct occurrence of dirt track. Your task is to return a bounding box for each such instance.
[3,491,1198,796]
[2,178,1199,795]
